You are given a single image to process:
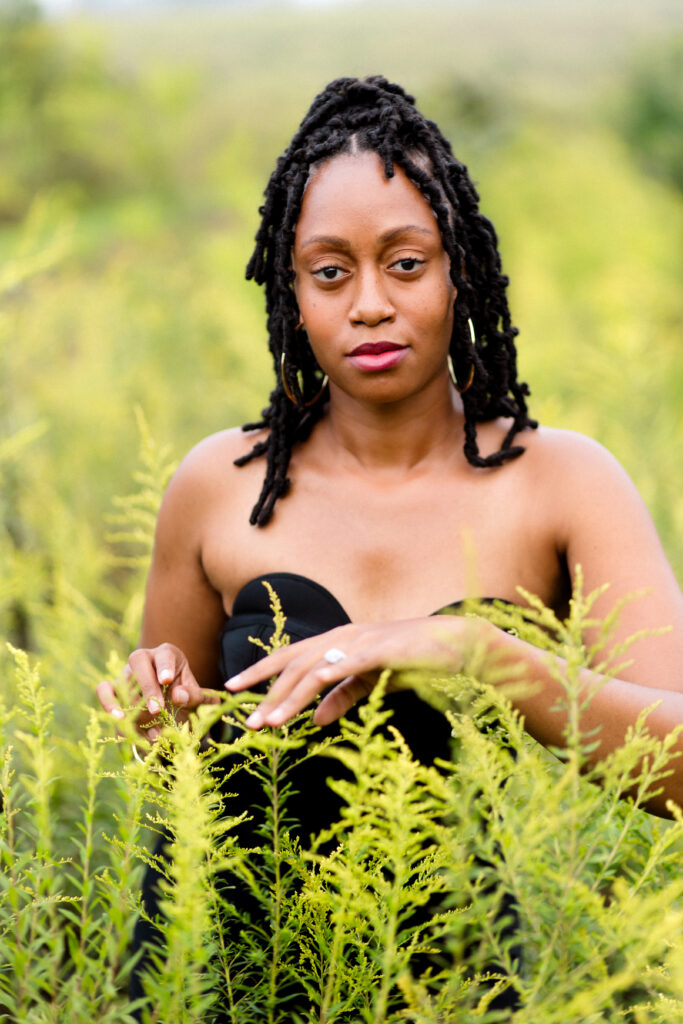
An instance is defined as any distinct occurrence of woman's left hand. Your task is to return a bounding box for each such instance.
[224,615,472,728]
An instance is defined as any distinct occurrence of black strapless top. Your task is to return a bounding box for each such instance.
[220,571,470,676]
[218,572,475,773]
[217,571,472,842]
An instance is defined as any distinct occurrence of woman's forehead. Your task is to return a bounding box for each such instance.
[294,151,442,243]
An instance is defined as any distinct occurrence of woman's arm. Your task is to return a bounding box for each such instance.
[96,445,227,734]
[225,613,683,817]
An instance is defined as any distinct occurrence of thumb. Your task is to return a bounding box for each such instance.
[170,664,221,708]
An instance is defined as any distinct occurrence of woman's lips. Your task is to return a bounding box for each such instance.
[347,342,408,372]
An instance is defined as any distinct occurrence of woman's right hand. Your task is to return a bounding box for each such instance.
[96,643,221,741]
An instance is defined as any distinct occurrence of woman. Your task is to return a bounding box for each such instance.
[96,75,683,1019]
[97,77,683,806]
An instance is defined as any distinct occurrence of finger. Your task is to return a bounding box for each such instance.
[196,686,222,706]
[246,647,372,729]
[263,643,344,706]
[243,632,362,727]
[96,680,126,721]
[256,627,408,728]
[244,674,324,728]
[128,651,165,714]
[224,635,324,692]
[96,676,160,744]
[225,625,362,695]
[314,675,376,726]
[152,644,183,687]
[168,660,218,709]
[129,647,175,714]
[169,688,222,728]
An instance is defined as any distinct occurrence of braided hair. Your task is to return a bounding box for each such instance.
[236,75,536,526]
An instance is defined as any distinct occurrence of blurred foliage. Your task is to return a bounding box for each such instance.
[418,77,514,166]
[0,0,194,221]
[616,36,683,193]
[479,122,683,573]
[0,3,679,646]
[0,1,681,1014]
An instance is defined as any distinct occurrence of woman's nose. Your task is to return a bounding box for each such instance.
[349,268,395,326]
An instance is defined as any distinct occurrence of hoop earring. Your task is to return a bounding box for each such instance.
[448,317,476,394]
[280,351,328,408]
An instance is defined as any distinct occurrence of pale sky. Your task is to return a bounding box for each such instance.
[39,0,352,12]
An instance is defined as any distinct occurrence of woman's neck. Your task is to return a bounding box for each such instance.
[318,376,463,474]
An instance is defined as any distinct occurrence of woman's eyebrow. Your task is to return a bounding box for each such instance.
[299,224,435,251]
[299,234,351,251]
[380,225,435,243]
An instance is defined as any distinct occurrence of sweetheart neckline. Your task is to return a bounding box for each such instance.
[228,570,488,624]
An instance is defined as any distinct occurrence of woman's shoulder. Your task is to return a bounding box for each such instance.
[168,426,267,488]
[156,426,268,528]
[517,423,654,545]
[182,425,268,466]
[477,419,629,488]
[521,424,634,487]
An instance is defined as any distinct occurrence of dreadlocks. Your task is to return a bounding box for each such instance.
[235,75,536,526]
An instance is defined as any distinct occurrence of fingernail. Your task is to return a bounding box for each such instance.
[158,669,174,684]
[245,710,262,729]
[173,687,189,705]
[147,727,161,741]
[111,708,125,720]
[148,698,162,714]
[225,674,241,690]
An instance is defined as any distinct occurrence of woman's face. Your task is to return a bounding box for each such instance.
[292,150,456,404]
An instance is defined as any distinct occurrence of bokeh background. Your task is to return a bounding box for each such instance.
[1,0,682,683]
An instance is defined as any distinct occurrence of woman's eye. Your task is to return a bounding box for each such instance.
[392,257,424,273]
[312,266,345,282]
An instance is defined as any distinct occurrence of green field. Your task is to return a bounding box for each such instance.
[1,1,683,1019]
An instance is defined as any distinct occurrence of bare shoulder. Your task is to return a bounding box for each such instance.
[521,424,631,479]
[518,425,651,539]
[163,427,266,503]
[154,426,268,546]
[476,419,638,507]
[521,425,642,500]
[523,425,682,603]
[478,418,619,472]
[171,426,266,486]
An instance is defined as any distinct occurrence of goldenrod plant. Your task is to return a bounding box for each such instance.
[4,567,683,1021]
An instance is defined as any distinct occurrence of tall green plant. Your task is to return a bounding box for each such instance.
[2,426,683,1021]
[3,583,683,1021]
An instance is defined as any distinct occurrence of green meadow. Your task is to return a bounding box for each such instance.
[1,1,683,1019]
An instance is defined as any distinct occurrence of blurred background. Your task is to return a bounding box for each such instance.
[0,0,682,686]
